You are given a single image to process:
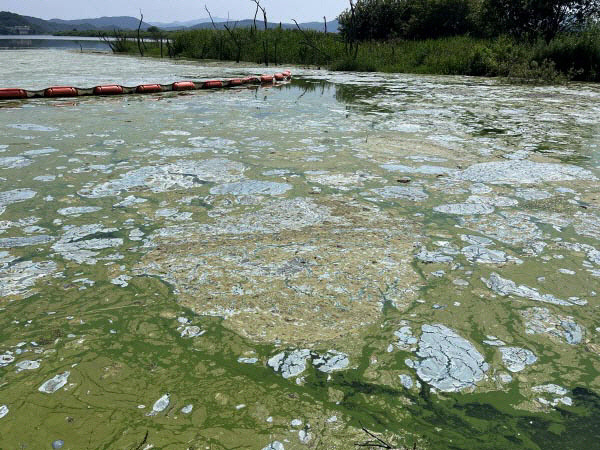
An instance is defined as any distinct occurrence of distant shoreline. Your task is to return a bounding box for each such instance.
[0,34,106,41]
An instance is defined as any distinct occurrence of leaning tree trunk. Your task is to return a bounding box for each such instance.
[137,11,145,57]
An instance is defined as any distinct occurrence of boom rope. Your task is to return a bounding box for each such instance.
[0,70,292,100]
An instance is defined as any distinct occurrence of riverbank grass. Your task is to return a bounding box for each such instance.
[112,27,600,83]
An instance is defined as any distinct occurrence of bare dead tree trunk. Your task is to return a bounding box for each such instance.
[324,16,327,33]
[347,0,359,60]
[292,19,331,62]
[205,4,225,60]
[205,4,218,30]
[166,39,174,58]
[101,29,128,53]
[251,0,268,66]
[250,0,269,67]
[99,32,114,52]
[261,4,268,29]
[274,23,282,65]
[224,23,242,62]
[219,10,242,63]
[252,3,259,34]
[137,9,145,57]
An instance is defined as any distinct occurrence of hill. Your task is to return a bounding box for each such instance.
[0,11,78,34]
[0,12,151,34]
[49,16,152,31]
[190,19,339,32]
[0,11,338,35]
[148,18,228,29]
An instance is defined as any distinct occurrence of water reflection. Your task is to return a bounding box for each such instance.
[281,77,392,114]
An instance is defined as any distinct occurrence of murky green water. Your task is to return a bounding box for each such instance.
[0,50,599,449]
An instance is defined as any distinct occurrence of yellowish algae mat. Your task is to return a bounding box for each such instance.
[0,49,600,449]
[141,196,420,348]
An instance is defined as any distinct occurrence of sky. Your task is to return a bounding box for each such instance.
[0,0,350,23]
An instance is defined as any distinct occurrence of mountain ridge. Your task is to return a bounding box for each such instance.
[48,16,153,31]
[148,17,228,29]
[0,11,339,34]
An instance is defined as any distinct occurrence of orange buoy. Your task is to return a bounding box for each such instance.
[44,86,78,97]
[203,80,223,89]
[1,71,292,101]
[242,76,260,84]
[0,88,28,99]
[136,84,163,94]
[172,81,196,91]
[93,85,123,95]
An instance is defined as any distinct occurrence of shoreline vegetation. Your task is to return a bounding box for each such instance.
[58,0,600,84]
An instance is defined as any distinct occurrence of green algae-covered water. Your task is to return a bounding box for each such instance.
[1,49,600,449]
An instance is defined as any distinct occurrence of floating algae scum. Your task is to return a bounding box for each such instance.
[0,49,600,448]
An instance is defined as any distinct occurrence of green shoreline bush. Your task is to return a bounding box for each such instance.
[163,28,600,83]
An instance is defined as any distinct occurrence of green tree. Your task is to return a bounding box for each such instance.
[407,0,477,39]
[338,0,478,41]
[481,0,600,41]
[339,0,409,41]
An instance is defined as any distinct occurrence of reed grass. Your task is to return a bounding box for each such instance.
[113,27,600,83]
